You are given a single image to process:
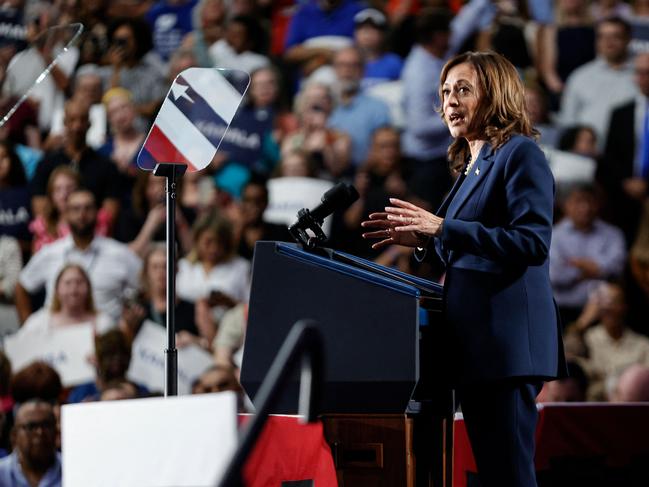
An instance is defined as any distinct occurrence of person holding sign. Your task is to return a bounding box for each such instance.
[362,51,565,487]
[21,264,113,335]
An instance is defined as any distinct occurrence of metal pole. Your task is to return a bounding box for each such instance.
[153,163,187,397]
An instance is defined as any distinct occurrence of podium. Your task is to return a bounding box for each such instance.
[241,242,452,486]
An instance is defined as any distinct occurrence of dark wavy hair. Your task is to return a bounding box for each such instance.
[438,51,538,166]
[0,140,26,187]
[107,17,153,61]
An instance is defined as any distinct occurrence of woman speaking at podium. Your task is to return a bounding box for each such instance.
[362,51,565,487]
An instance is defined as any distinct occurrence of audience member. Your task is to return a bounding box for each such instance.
[98,17,166,119]
[10,362,62,406]
[0,400,61,487]
[609,363,649,401]
[177,214,251,307]
[113,171,192,258]
[75,2,111,66]
[29,166,111,253]
[16,190,142,323]
[601,52,649,242]
[99,380,140,401]
[235,177,291,260]
[560,17,636,149]
[208,15,269,73]
[192,364,242,394]
[524,84,560,148]
[67,329,147,403]
[20,264,114,335]
[0,235,21,336]
[565,282,649,400]
[538,0,596,99]
[550,184,626,324]
[49,65,107,150]
[214,66,285,186]
[30,99,121,224]
[167,45,199,80]
[475,0,532,73]
[353,8,403,90]
[0,140,30,250]
[120,243,208,348]
[0,95,41,160]
[282,82,351,179]
[275,148,318,178]
[401,3,488,209]
[283,0,364,77]
[212,303,247,368]
[98,88,146,202]
[182,0,226,68]
[343,126,409,256]
[558,125,600,159]
[327,46,392,168]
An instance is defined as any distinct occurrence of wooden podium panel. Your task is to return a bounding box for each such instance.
[321,414,414,487]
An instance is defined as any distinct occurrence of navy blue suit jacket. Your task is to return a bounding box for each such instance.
[422,135,565,385]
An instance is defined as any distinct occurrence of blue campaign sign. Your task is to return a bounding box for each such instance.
[137,68,250,172]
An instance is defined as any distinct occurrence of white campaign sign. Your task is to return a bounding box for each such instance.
[3,324,95,386]
[265,177,334,233]
[62,392,238,487]
[543,147,596,184]
[127,320,214,395]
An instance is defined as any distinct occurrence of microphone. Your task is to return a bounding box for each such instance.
[289,182,359,248]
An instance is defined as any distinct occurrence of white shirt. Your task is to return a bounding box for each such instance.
[176,256,251,304]
[50,103,107,149]
[560,57,637,149]
[208,39,270,74]
[3,45,79,131]
[19,236,142,321]
[21,308,115,335]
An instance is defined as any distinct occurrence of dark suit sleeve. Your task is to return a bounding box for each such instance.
[440,140,554,267]
[600,103,635,187]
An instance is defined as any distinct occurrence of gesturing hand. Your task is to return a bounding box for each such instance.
[361,198,442,250]
[385,198,443,236]
[361,211,425,250]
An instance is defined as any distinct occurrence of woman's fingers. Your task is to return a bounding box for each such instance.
[384,206,417,217]
[362,229,391,239]
[371,238,392,250]
[361,218,392,229]
[389,198,423,211]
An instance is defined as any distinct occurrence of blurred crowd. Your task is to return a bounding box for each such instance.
[2,0,649,483]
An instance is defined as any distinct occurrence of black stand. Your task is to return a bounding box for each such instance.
[153,163,187,397]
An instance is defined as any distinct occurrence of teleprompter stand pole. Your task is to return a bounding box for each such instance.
[153,163,187,397]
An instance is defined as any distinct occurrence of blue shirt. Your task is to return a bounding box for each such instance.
[0,451,61,487]
[146,0,198,61]
[550,218,627,308]
[362,53,403,90]
[328,93,391,166]
[400,0,492,161]
[284,0,366,50]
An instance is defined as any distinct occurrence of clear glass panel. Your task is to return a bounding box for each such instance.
[137,67,250,173]
[0,23,84,128]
